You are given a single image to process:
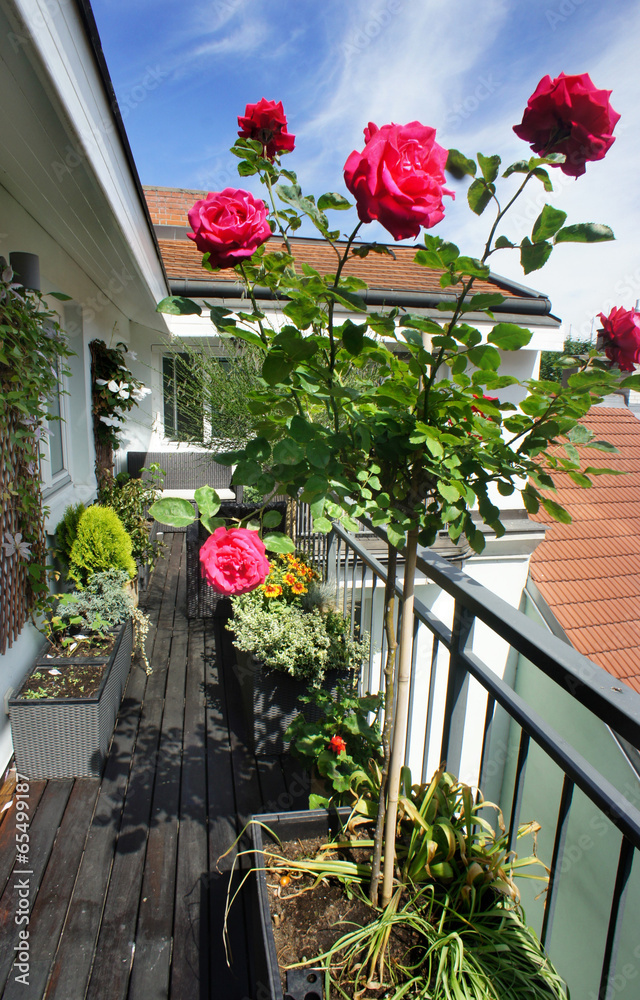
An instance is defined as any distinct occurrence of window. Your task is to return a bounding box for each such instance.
[162,353,204,441]
[42,371,70,492]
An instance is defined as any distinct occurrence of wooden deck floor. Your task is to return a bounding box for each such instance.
[0,534,310,1000]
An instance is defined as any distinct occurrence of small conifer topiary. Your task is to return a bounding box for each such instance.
[68,506,137,585]
[55,502,85,570]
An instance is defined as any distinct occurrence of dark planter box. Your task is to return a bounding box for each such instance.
[233,649,346,756]
[9,619,133,780]
[186,500,289,619]
[251,807,351,1000]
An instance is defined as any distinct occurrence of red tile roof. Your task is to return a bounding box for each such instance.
[144,186,538,299]
[529,406,640,693]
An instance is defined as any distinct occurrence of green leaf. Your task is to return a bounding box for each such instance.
[351,243,396,259]
[455,257,490,279]
[311,516,333,533]
[245,437,271,462]
[386,524,405,549]
[342,320,366,356]
[532,167,554,192]
[567,471,592,488]
[233,460,262,485]
[273,439,304,465]
[477,152,501,183]
[532,205,568,243]
[201,515,226,534]
[467,178,494,216]
[468,345,501,371]
[262,510,283,528]
[306,440,332,468]
[282,299,323,329]
[263,533,295,554]
[47,291,73,301]
[237,159,258,176]
[445,149,477,179]
[540,498,572,523]
[494,236,515,250]
[262,351,294,386]
[194,485,221,518]
[468,293,505,311]
[520,237,552,274]
[149,497,195,527]
[554,223,614,244]
[317,192,352,210]
[488,323,532,350]
[156,296,202,316]
[438,482,460,504]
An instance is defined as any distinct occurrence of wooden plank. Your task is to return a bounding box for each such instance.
[1,779,100,1000]
[127,627,188,1000]
[158,535,184,632]
[84,622,172,1000]
[43,665,148,1000]
[0,780,73,994]
[169,623,209,1000]
[0,780,46,898]
[204,623,252,1000]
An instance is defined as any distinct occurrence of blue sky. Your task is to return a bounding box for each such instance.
[92,0,640,340]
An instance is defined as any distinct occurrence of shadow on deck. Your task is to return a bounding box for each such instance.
[0,534,309,1000]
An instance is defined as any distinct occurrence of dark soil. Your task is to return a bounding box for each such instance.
[265,832,421,999]
[19,662,109,699]
[45,634,116,659]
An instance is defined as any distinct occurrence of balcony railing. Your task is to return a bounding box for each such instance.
[324,518,640,1000]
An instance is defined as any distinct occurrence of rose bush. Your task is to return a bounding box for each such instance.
[343,120,454,239]
[513,72,620,177]
[598,306,640,371]
[199,526,270,595]
[187,188,271,268]
[237,97,295,159]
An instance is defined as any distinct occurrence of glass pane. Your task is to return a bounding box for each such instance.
[162,355,176,437]
[48,387,64,476]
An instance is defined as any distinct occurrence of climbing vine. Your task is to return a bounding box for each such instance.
[89,338,150,482]
[0,265,73,650]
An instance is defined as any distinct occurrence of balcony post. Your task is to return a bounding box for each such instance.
[439,600,475,776]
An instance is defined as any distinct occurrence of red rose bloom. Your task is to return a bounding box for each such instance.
[513,73,620,178]
[237,98,295,159]
[471,394,500,415]
[187,189,271,269]
[199,526,270,595]
[328,735,347,755]
[343,121,454,241]
[597,307,640,372]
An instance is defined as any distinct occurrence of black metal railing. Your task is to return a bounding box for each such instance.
[324,518,640,1000]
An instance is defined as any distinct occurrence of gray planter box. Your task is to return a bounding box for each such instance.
[233,648,346,756]
[9,619,133,779]
[251,807,351,999]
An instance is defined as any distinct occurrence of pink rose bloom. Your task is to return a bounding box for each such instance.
[199,526,270,595]
[187,189,271,269]
[513,73,620,177]
[343,121,454,241]
[598,307,640,372]
[237,98,295,159]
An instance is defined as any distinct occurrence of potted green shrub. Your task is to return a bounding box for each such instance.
[66,505,137,587]
[97,465,166,589]
[9,570,136,779]
[229,556,369,754]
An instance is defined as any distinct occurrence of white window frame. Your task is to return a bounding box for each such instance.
[41,368,71,496]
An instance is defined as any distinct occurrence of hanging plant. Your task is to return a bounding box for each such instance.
[89,338,151,482]
[0,265,73,651]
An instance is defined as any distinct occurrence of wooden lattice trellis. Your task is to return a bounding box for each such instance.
[0,406,47,655]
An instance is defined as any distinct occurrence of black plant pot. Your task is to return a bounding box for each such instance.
[9,619,133,779]
[233,649,347,756]
[251,807,351,1000]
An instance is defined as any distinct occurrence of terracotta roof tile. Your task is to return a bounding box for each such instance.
[530,407,640,693]
[145,186,541,299]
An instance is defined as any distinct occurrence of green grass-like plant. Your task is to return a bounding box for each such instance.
[68,506,137,586]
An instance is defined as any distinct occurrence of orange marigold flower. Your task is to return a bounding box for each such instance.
[291,581,307,594]
[263,584,283,598]
[283,572,296,586]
